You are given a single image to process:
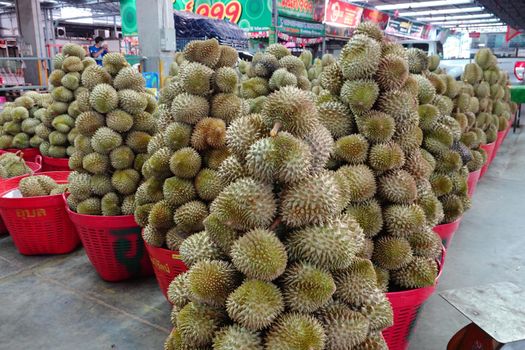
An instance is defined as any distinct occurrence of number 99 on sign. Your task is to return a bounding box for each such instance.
[195,1,242,24]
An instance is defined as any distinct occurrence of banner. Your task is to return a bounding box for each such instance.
[385,17,412,36]
[173,0,272,32]
[409,22,424,37]
[278,16,325,37]
[277,0,324,22]
[120,0,138,36]
[362,8,389,30]
[325,0,363,28]
[277,32,323,45]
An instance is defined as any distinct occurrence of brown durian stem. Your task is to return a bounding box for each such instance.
[270,122,281,137]
[269,217,281,230]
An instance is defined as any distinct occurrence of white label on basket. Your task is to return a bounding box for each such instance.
[2,189,23,198]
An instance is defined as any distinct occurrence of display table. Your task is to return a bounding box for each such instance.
[441,282,525,348]
[510,85,525,132]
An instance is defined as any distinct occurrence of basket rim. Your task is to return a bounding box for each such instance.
[0,147,40,153]
[1,160,42,182]
[480,141,496,149]
[468,168,481,176]
[0,171,71,205]
[42,155,70,164]
[64,197,138,227]
[434,216,462,230]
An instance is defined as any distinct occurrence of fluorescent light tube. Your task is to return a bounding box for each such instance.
[376,0,473,11]
[400,6,484,16]
[431,18,499,25]
[416,13,493,21]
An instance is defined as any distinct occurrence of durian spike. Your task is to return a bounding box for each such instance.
[270,122,282,137]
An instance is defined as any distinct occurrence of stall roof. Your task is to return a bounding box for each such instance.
[174,10,248,51]
[364,0,511,32]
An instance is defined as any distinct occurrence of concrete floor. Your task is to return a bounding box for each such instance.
[0,241,170,349]
[0,128,524,350]
[410,126,525,349]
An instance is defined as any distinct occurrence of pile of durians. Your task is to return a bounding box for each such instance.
[161,39,393,350]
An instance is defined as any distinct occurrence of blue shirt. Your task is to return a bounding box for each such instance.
[89,45,108,64]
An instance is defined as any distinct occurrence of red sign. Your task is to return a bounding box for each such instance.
[514,61,525,81]
[325,0,363,27]
[469,32,481,39]
[362,8,389,29]
[506,26,522,42]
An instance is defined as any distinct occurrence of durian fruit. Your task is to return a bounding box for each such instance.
[0,152,32,178]
[239,44,313,112]
[0,96,43,150]
[134,39,245,246]
[316,24,442,291]
[164,39,392,348]
[42,43,92,158]
[18,175,63,197]
[406,48,429,73]
[66,52,157,216]
[455,49,512,185]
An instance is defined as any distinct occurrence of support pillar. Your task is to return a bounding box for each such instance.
[136,0,176,75]
[16,0,45,86]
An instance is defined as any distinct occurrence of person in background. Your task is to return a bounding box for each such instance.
[89,36,108,63]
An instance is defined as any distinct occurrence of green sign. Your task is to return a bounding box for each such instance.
[277,0,314,21]
[173,0,272,32]
[277,16,324,37]
[120,0,138,36]
[277,0,324,22]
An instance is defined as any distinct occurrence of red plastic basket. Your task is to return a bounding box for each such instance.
[0,148,41,162]
[0,217,7,235]
[144,241,188,300]
[42,156,70,172]
[491,130,506,163]
[433,217,462,249]
[0,171,79,255]
[0,157,42,182]
[383,249,446,350]
[479,142,496,179]
[0,153,42,235]
[467,169,481,198]
[66,202,153,282]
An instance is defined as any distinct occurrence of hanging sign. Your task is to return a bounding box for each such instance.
[362,8,389,30]
[277,0,315,21]
[277,16,325,37]
[120,0,138,36]
[385,17,412,36]
[173,0,272,33]
[277,32,323,45]
[325,0,363,28]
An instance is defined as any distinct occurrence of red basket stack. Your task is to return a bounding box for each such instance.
[0,217,7,235]
[66,203,153,282]
[144,241,188,300]
[42,156,70,172]
[467,169,481,198]
[491,130,506,163]
[0,171,80,255]
[383,249,445,350]
[0,156,42,235]
[479,142,496,179]
[504,117,513,139]
[433,217,462,249]
[0,148,41,162]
